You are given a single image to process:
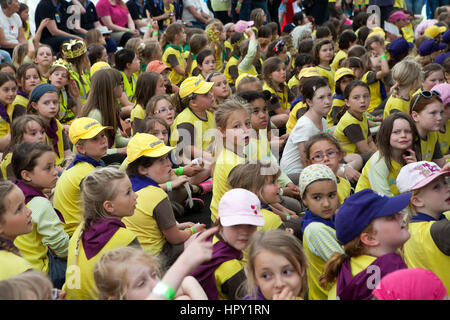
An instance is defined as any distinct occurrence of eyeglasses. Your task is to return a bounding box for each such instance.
[410,90,441,112]
[154,106,174,114]
[310,150,339,162]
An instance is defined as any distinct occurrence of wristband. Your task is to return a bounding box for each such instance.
[373,122,377,127]
[153,31,159,36]
[126,28,130,33]
[279,187,284,196]
[380,55,387,60]
[237,2,242,6]
[152,281,176,300]
[166,181,172,192]
[189,227,196,235]
[147,24,152,29]
[285,213,291,221]
[28,39,33,43]
[174,167,184,176]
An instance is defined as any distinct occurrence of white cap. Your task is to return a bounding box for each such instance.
[396,161,450,193]
[218,189,265,227]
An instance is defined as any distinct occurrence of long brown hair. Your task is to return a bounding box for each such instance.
[376,113,421,170]
[79,68,122,141]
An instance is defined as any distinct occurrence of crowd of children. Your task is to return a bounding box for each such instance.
[1,0,450,301]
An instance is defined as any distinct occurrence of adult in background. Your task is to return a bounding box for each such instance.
[96,0,139,47]
[368,0,394,27]
[34,0,82,54]
[0,0,26,56]
[302,0,329,26]
[211,0,232,24]
[183,0,212,29]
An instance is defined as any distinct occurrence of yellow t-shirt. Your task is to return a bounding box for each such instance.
[0,152,12,180]
[46,119,65,166]
[121,71,137,105]
[327,95,345,127]
[162,45,186,86]
[316,65,335,93]
[170,107,216,152]
[0,250,33,281]
[0,103,14,138]
[403,220,450,294]
[259,208,283,232]
[361,70,385,113]
[401,23,414,43]
[122,185,171,256]
[287,74,299,91]
[383,95,411,119]
[286,99,307,133]
[330,50,347,72]
[69,70,90,105]
[438,120,450,156]
[224,55,239,85]
[337,177,351,205]
[333,111,369,155]
[63,224,136,300]
[263,82,290,111]
[53,161,97,237]
[130,103,146,124]
[420,132,440,162]
[210,147,246,223]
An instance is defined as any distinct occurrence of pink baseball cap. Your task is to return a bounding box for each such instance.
[389,11,410,22]
[396,161,450,193]
[218,189,265,227]
[372,268,447,300]
[432,83,450,105]
[234,20,254,33]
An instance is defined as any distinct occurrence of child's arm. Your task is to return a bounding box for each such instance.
[371,41,390,80]
[237,29,257,73]
[146,226,218,300]
[175,276,208,300]
[304,222,344,262]
[0,134,11,153]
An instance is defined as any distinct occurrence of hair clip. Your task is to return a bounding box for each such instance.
[273,40,285,53]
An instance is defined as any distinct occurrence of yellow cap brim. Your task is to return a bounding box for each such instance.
[193,81,214,95]
[335,72,355,83]
[128,145,175,164]
[72,125,112,144]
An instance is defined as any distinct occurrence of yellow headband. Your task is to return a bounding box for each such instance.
[62,39,87,59]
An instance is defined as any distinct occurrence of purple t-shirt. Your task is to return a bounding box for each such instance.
[96,0,129,28]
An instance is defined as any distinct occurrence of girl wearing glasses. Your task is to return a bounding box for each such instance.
[410,90,446,168]
[355,113,420,196]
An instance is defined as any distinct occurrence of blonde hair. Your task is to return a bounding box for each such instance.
[390,59,421,96]
[244,230,308,299]
[86,29,103,46]
[125,37,144,55]
[94,246,161,300]
[0,270,53,300]
[138,39,162,65]
[12,43,29,68]
[0,181,21,255]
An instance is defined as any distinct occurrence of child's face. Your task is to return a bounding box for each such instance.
[25,151,58,190]
[0,66,15,77]
[191,90,214,110]
[200,55,217,76]
[350,67,363,79]
[422,71,445,91]
[345,85,370,116]
[371,213,410,252]
[128,56,141,74]
[155,76,166,96]
[22,120,46,144]
[307,140,342,174]
[389,118,413,152]
[308,86,333,117]
[339,76,354,95]
[220,109,251,151]
[0,187,32,241]
[108,176,137,218]
[125,262,159,300]
[269,63,286,84]
[114,82,124,100]
[32,92,59,121]
[48,67,69,90]
[23,68,41,93]
[221,224,257,251]
[260,176,281,205]
[35,47,53,67]
[144,154,172,184]
[302,180,338,219]
[0,80,17,105]
[250,98,269,130]
[147,122,169,145]
[161,69,170,86]
[20,8,29,22]
[101,48,108,62]
[319,43,334,63]
[254,249,303,300]
[412,101,443,132]
[414,175,450,215]
[77,131,108,161]
[211,74,230,101]
[152,98,175,126]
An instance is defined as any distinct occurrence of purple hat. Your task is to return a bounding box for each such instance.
[418,39,447,56]
[335,189,411,245]
[434,52,450,65]
[389,11,410,22]
[387,38,413,57]
[442,29,450,44]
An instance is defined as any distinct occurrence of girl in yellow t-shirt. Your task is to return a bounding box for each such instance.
[12,64,41,117]
[244,229,308,300]
[0,181,33,281]
[313,39,336,93]
[410,91,445,167]
[383,59,420,119]
[64,167,139,300]
[191,49,217,80]
[161,23,189,86]
[355,113,419,196]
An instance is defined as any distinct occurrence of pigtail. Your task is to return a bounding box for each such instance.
[318,252,348,290]
[0,237,21,256]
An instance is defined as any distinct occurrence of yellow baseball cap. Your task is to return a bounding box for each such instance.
[90,61,111,77]
[298,67,320,80]
[179,76,214,99]
[69,117,112,145]
[127,133,175,164]
[368,27,385,39]
[334,67,355,83]
[424,25,447,39]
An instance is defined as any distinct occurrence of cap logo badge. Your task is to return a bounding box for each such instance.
[419,162,440,177]
[84,121,99,130]
[195,78,202,86]
[150,140,163,148]
[251,205,258,214]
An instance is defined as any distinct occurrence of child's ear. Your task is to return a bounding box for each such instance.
[410,111,419,122]
[103,200,114,214]
[30,101,38,112]
[410,194,424,209]
[137,165,149,176]
[360,232,379,247]
[75,143,85,155]
[218,126,226,138]
[20,170,32,183]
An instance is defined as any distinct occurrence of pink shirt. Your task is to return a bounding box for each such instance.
[96,0,129,28]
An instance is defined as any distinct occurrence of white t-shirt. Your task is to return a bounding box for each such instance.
[0,10,22,44]
[183,0,210,22]
[280,115,327,175]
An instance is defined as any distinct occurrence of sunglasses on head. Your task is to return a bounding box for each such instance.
[411,90,441,112]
